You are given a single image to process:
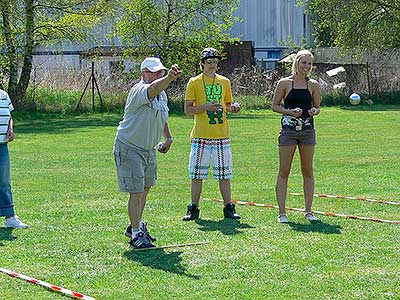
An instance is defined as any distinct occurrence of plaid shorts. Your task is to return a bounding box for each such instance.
[188,138,232,180]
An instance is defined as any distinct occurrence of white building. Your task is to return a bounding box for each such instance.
[231,0,312,68]
[33,0,313,75]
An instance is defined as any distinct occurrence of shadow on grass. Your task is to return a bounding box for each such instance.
[288,220,342,234]
[123,250,200,279]
[227,112,278,120]
[11,111,283,135]
[12,113,121,135]
[195,218,255,235]
[338,104,400,112]
[0,228,16,246]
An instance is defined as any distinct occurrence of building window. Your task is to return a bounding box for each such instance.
[267,50,281,59]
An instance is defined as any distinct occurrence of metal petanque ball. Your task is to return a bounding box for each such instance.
[156,142,164,151]
[349,93,361,105]
[232,102,241,108]
[294,107,301,113]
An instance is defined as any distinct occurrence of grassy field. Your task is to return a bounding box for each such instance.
[0,106,399,300]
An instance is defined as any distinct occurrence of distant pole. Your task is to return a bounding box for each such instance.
[91,61,95,111]
[366,62,371,97]
[76,61,103,112]
[92,63,104,111]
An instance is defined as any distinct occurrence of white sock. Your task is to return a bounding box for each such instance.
[132,228,141,238]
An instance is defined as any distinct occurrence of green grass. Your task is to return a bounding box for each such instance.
[1,106,399,300]
[23,87,127,113]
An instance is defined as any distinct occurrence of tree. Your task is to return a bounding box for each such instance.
[114,0,241,76]
[303,0,400,49]
[0,0,110,105]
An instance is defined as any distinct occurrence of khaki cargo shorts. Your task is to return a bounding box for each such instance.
[113,139,157,193]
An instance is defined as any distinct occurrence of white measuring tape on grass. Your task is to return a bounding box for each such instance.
[204,198,400,225]
[0,267,96,300]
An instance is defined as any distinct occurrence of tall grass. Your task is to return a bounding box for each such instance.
[21,87,400,114]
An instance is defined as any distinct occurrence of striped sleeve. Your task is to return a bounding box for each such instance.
[8,94,14,112]
[0,91,12,143]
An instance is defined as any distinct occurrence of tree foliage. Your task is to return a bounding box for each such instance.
[0,0,110,104]
[304,0,400,49]
[115,0,241,76]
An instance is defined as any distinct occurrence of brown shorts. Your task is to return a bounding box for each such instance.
[278,128,316,146]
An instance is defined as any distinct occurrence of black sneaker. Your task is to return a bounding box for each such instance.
[223,203,241,219]
[125,224,157,242]
[129,230,155,249]
[182,203,200,221]
[125,225,132,238]
[141,222,157,242]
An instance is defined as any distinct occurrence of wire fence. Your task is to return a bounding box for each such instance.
[21,58,400,112]
[30,60,400,95]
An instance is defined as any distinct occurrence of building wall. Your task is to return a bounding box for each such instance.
[32,0,313,73]
[231,0,312,68]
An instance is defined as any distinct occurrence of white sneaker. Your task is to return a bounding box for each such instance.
[304,212,318,221]
[4,215,28,229]
[278,214,288,223]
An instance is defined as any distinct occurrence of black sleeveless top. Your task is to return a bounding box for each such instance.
[281,79,314,130]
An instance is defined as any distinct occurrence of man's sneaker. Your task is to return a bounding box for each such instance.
[223,203,241,219]
[141,222,157,242]
[124,225,132,238]
[129,230,155,249]
[182,204,200,221]
[305,212,318,221]
[278,214,289,223]
[4,215,28,229]
[125,224,157,242]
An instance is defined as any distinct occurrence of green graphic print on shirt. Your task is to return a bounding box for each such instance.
[205,83,223,125]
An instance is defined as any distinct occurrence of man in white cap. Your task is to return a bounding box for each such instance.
[113,57,180,249]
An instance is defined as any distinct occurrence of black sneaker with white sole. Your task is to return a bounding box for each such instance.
[182,203,200,221]
[223,203,241,219]
[125,223,157,242]
[140,222,157,242]
[129,231,155,249]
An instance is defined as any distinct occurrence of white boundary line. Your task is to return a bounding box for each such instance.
[290,192,400,206]
[204,198,400,225]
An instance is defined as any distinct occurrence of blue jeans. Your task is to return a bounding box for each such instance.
[0,143,15,217]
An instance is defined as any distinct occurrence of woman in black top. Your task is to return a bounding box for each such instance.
[271,50,321,223]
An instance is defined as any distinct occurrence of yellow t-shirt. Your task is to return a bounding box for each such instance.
[185,73,232,139]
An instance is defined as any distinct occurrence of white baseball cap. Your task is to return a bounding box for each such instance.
[140,57,167,73]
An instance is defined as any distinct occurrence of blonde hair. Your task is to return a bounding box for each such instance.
[291,50,314,76]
